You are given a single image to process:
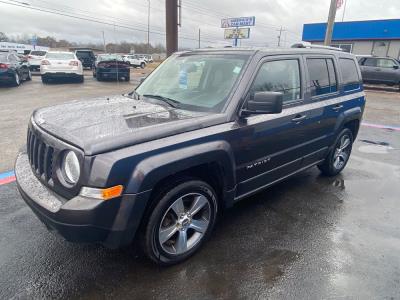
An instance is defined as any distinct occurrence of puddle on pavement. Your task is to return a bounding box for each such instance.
[358,139,394,154]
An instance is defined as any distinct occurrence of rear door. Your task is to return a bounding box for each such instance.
[234,55,315,199]
[300,55,342,166]
[359,57,378,82]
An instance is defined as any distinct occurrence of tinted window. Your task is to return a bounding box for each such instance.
[377,58,397,68]
[251,59,301,103]
[307,58,337,96]
[339,58,360,91]
[30,51,46,56]
[363,58,377,67]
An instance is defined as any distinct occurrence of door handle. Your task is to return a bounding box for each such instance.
[332,104,343,111]
[291,114,307,122]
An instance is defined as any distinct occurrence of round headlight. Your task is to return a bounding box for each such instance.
[62,151,80,184]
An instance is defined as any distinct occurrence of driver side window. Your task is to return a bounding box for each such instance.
[250,59,301,103]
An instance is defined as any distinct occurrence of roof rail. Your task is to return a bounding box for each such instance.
[291,42,343,51]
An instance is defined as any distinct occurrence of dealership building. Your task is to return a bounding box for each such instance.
[302,19,400,59]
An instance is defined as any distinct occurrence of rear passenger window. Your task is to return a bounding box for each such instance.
[307,58,337,97]
[339,58,360,92]
[363,58,377,67]
[251,59,301,103]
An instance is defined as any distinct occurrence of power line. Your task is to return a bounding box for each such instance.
[0,0,226,45]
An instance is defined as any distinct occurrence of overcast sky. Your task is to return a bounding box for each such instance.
[0,0,399,49]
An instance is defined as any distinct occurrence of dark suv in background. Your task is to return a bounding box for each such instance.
[75,49,96,69]
[358,56,400,90]
[16,46,365,265]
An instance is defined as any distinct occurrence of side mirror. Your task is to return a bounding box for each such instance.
[393,65,399,69]
[241,91,283,116]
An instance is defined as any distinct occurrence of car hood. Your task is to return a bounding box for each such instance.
[32,95,225,155]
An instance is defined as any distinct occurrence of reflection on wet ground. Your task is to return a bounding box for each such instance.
[0,126,399,299]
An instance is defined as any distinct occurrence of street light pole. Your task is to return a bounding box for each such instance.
[324,0,338,46]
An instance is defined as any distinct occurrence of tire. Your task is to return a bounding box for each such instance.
[41,76,49,84]
[96,73,102,81]
[318,128,353,176]
[140,62,145,69]
[125,75,130,82]
[26,69,32,81]
[78,75,84,83]
[13,72,20,86]
[93,70,96,78]
[142,179,218,266]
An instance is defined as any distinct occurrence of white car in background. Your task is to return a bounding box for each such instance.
[122,54,146,68]
[40,51,84,83]
[28,50,47,71]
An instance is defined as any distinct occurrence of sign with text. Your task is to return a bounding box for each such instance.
[224,28,250,39]
[221,16,255,28]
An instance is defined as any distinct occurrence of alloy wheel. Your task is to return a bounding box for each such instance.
[158,192,211,255]
[15,73,20,85]
[333,134,351,170]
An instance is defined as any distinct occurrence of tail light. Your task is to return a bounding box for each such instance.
[69,61,79,66]
[28,55,33,59]
[0,63,9,69]
[41,60,51,65]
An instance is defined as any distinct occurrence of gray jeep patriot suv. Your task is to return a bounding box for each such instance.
[15,46,365,265]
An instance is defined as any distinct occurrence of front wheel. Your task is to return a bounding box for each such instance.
[143,179,218,266]
[26,69,32,81]
[140,62,145,69]
[318,128,353,176]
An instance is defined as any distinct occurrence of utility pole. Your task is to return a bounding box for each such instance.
[277,26,286,47]
[166,0,178,56]
[102,31,106,52]
[324,0,338,46]
[147,0,150,54]
[198,28,201,48]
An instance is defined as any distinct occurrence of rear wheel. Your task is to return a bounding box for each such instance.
[140,62,145,69]
[26,69,32,81]
[318,128,353,176]
[125,75,130,81]
[77,75,84,83]
[13,72,20,86]
[142,179,218,266]
[41,76,49,84]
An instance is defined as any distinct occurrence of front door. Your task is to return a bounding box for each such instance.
[233,56,312,199]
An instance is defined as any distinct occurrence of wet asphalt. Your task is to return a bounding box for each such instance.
[0,84,399,299]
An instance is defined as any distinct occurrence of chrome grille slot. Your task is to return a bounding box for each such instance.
[27,128,55,182]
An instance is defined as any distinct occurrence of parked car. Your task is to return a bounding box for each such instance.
[122,54,146,68]
[75,49,96,69]
[93,54,130,81]
[358,55,400,90]
[0,52,31,86]
[40,51,84,83]
[27,50,47,71]
[15,47,365,265]
[145,54,154,63]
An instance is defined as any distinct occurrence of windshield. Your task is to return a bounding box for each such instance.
[135,53,249,112]
[30,51,46,56]
[46,53,75,60]
[0,53,8,61]
[98,54,123,61]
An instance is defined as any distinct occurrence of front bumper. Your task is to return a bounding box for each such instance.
[15,151,151,248]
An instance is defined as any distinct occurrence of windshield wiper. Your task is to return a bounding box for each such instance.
[125,89,140,100]
[143,94,180,108]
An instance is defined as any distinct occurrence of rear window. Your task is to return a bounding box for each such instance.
[98,54,123,61]
[30,51,46,56]
[307,58,337,97]
[76,51,94,58]
[46,53,75,60]
[339,58,360,91]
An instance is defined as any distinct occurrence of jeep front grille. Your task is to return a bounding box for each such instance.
[27,128,54,182]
